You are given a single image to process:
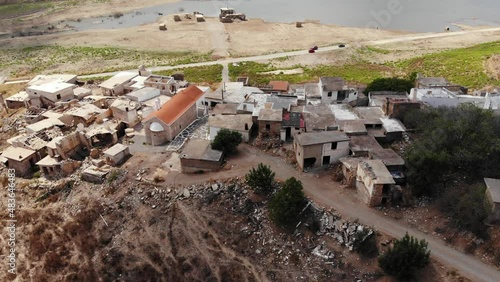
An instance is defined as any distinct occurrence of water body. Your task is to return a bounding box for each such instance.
[66,0,500,33]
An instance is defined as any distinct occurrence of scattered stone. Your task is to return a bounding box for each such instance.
[183,189,191,198]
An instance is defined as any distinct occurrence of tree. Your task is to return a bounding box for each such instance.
[364,77,414,94]
[268,177,306,227]
[353,229,378,257]
[405,104,500,196]
[211,129,242,155]
[378,233,430,280]
[245,163,276,195]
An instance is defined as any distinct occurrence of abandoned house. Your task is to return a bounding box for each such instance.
[143,75,178,95]
[125,87,161,102]
[28,74,77,86]
[205,82,263,107]
[179,139,223,173]
[0,146,40,177]
[484,178,500,224]
[258,108,283,138]
[36,155,81,178]
[104,143,130,166]
[110,98,140,127]
[82,122,119,148]
[81,165,109,184]
[319,77,358,104]
[380,117,406,143]
[6,91,29,109]
[267,81,290,94]
[73,87,92,100]
[208,114,253,142]
[11,128,63,160]
[26,81,77,107]
[303,104,337,132]
[356,159,398,206]
[294,131,350,171]
[26,117,66,134]
[99,72,138,96]
[143,85,205,146]
[281,111,305,141]
[61,103,110,127]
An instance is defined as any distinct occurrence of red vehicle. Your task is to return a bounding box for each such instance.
[308,48,315,53]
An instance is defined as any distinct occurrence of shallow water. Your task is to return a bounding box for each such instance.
[65,0,500,32]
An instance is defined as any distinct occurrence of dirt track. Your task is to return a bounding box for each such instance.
[165,144,500,282]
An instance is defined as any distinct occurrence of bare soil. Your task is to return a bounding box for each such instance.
[485,54,500,80]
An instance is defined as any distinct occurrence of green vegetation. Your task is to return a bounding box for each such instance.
[395,41,500,88]
[0,2,53,19]
[0,45,212,77]
[404,104,500,196]
[439,184,491,238]
[378,233,430,280]
[245,163,276,195]
[157,64,223,84]
[364,77,415,94]
[403,104,499,237]
[358,46,390,55]
[228,42,499,89]
[268,177,306,227]
[229,61,391,85]
[353,229,378,256]
[211,129,242,155]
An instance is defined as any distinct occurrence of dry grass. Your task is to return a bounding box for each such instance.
[0,82,26,98]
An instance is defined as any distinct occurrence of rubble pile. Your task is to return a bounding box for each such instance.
[317,209,374,251]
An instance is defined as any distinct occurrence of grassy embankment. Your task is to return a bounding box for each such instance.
[0,45,212,77]
[156,65,223,85]
[230,41,500,89]
[0,1,53,19]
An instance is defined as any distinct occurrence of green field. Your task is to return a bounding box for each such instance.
[229,61,393,86]
[157,65,223,84]
[230,42,500,89]
[0,2,53,19]
[394,41,500,88]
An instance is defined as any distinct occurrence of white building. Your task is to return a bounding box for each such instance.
[319,77,358,104]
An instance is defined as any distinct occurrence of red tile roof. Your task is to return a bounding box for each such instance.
[144,85,203,125]
[269,81,289,92]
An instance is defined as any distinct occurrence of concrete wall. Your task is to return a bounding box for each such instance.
[209,126,250,143]
[111,107,138,126]
[105,147,130,166]
[7,156,39,177]
[258,120,281,138]
[294,140,349,171]
[356,165,386,207]
[180,158,222,173]
[48,133,82,160]
[26,87,74,103]
[6,100,25,109]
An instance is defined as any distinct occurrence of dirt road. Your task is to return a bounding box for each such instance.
[80,26,500,79]
[167,144,500,282]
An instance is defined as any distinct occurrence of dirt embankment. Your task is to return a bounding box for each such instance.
[486,54,500,80]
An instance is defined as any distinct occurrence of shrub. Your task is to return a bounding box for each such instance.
[439,183,491,238]
[268,177,306,227]
[353,229,378,256]
[364,77,414,94]
[211,129,243,155]
[378,233,430,280]
[245,163,276,195]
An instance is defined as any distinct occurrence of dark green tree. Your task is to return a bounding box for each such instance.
[364,77,414,94]
[440,184,491,238]
[405,104,500,196]
[378,233,430,280]
[211,129,243,155]
[268,177,306,227]
[245,163,276,195]
[353,229,378,256]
